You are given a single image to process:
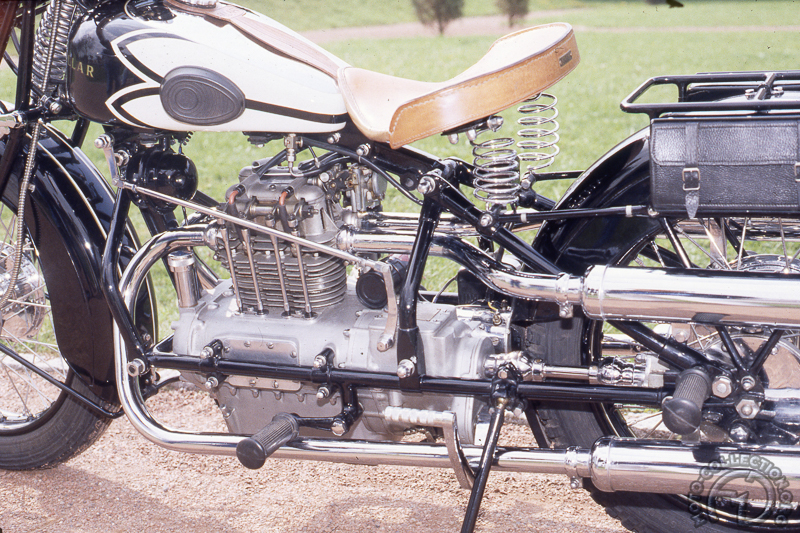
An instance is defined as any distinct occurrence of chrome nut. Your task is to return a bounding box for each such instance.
[736,398,760,419]
[396,359,416,379]
[711,375,733,398]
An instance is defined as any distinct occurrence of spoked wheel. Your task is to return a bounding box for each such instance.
[0,190,111,470]
[530,172,800,531]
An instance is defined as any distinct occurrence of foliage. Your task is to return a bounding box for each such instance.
[411,0,464,35]
[496,0,529,27]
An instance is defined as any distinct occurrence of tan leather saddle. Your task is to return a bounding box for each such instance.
[166,0,580,148]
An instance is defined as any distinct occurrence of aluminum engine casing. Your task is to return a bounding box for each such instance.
[171,279,496,443]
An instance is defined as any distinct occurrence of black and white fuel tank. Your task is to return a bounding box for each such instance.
[66,0,348,132]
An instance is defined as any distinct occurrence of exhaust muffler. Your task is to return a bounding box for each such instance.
[488,265,800,328]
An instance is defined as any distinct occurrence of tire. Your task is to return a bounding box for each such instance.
[0,180,112,470]
[528,170,800,532]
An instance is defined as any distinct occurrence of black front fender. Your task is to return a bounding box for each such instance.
[3,125,155,403]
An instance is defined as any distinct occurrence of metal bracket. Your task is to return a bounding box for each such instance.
[95,134,121,187]
[377,262,398,352]
[383,407,475,489]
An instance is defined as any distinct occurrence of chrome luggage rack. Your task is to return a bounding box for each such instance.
[622,70,800,119]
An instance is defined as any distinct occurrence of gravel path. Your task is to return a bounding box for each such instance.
[0,389,627,533]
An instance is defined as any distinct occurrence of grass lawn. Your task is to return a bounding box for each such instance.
[3,1,798,334]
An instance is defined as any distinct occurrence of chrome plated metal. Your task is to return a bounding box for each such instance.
[377,261,398,352]
[119,182,376,269]
[0,111,25,136]
[486,265,800,328]
[292,241,313,316]
[471,116,519,206]
[32,0,78,95]
[517,93,560,178]
[221,228,242,312]
[384,406,475,489]
[167,250,200,309]
[240,228,264,314]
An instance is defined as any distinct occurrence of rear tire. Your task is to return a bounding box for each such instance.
[528,170,800,531]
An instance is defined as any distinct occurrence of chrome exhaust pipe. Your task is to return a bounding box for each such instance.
[339,227,800,328]
[488,265,800,328]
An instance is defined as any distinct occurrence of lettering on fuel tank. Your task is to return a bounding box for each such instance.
[69,56,95,78]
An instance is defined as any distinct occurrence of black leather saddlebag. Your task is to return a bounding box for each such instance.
[650,117,800,218]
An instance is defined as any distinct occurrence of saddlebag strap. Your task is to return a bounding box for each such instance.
[682,122,700,219]
[163,0,341,78]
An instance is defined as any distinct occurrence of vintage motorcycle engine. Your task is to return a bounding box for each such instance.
[171,162,499,444]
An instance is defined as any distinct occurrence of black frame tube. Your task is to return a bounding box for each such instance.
[145,353,667,406]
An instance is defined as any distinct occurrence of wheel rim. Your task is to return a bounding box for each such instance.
[589,216,800,528]
[0,203,67,433]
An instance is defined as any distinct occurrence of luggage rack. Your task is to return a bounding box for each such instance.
[621,70,800,119]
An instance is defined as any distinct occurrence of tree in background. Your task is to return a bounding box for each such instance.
[412,0,464,35]
[496,0,528,27]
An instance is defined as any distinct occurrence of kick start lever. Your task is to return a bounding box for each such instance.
[236,413,299,469]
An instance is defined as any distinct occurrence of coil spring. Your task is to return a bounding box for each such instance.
[517,93,560,178]
[470,117,519,206]
[32,0,81,96]
[471,93,560,206]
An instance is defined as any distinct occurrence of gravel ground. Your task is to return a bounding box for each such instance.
[0,389,627,533]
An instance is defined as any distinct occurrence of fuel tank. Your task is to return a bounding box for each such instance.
[67,0,348,133]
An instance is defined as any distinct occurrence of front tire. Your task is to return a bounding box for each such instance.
[0,180,112,469]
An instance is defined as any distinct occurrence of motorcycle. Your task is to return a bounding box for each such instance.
[1,0,800,531]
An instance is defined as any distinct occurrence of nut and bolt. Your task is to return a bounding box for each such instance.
[49,101,63,114]
[397,359,416,379]
[479,213,494,227]
[417,176,436,195]
[356,144,371,157]
[497,368,510,380]
[741,375,757,391]
[569,477,582,490]
[331,419,348,436]
[201,346,215,359]
[736,398,759,419]
[448,133,459,145]
[316,385,331,400]
[729,424,750,442]
[204,376,219,390]
[313,354,328,369]
[126,359,147,377]
[711,375,734,398]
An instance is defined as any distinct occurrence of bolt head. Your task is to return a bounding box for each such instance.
[569,477,581,490]
[497,368,509,380]
[741,375,756,391]
[201,346,214,359]
[331,420,347,436]
[126,359,146,377]
[313,355,328,369]
[316,386,330,400]
[736,398,759,419]
[204,377,219,390]
[479,213,493,227]
[397,359,416,379]
[712,376,733,398]
[729,425,749,442]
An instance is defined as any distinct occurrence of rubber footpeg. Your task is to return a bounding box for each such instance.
[661,368,711,435]
[236,413,299,469]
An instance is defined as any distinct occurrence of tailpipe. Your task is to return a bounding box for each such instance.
[488,265,800,328]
